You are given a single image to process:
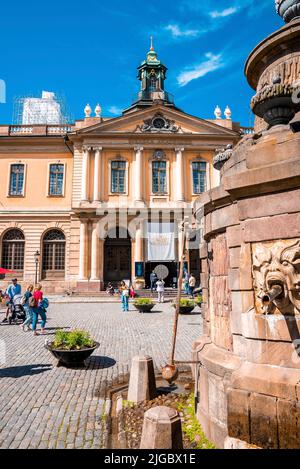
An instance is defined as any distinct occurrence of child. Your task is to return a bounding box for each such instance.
[129,285,136,299]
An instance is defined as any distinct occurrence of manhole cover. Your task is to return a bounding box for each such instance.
[154,265,169,280]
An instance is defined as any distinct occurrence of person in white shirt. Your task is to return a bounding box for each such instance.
[188,274,196,298]
[156,279,165,304]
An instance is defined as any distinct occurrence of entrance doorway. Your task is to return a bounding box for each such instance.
[104,228,131,285]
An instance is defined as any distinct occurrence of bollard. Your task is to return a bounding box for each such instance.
[127,355,157,403]
[140,406,183,449]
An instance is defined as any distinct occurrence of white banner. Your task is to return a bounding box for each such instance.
[148,232,175,261]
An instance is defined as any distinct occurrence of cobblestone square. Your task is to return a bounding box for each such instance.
[0,302,202,449]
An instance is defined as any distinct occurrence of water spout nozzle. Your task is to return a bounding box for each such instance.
[261,284,283,308]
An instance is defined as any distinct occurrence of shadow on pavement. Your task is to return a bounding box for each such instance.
[86,355,116,369]
[0,364,53,378]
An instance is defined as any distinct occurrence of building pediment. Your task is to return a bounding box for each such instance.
[74,105,239,138]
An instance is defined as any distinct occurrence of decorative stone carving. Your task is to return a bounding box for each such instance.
[153,149,166,160]
[84,103,92,118]
[224,106,232,120]
[94,103,102,117]
[214,105,222,119]
[252,239,300,315]
[251,82,298,126]
[213,145,233,170]
[276,0,300,23]
[140,112,179,133]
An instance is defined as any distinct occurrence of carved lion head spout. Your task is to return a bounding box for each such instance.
[253,240,300,314]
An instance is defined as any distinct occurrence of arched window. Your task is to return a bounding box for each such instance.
[1,229,25,271]
[42,229,65,278]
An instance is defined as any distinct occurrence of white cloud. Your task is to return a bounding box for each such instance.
[177,53,224,87]
[165,24,200,38]
[210,7,238,18]
[108,106,122,115]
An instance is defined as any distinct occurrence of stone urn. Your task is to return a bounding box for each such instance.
[276,0,300,22]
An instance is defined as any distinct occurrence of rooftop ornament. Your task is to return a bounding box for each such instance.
[276,0,300,22]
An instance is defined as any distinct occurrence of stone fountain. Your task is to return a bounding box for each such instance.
[192,0,300,449]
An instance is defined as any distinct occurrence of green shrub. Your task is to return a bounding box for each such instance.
[53,329,95,350]
[195,295,203,305]
[134,298,154,306]
[172,299,195,308]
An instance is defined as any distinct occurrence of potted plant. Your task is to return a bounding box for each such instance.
[133,298,155,313]
[45,329,99,367]
[172,298,195,314]
[195,294,203,309]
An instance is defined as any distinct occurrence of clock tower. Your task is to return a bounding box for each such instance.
[123,38,176,114]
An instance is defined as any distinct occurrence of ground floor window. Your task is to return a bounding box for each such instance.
[42,229,66,278]
[1,229,25,271]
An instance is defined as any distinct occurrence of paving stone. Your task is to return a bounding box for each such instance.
[0,302,201,449]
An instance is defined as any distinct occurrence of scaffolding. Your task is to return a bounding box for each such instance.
[13,91,72,125]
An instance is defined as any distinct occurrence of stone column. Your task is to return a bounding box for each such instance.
[93,147,102,202]
[81,146,90,202]
[79,219,88,280]
[175,147,185,202]
[90,222,100,280]
[134,146,144,203]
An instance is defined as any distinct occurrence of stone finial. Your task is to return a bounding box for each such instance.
[95,103,102,118]
[276,0,300,23]
[214,105,222,119]
[224,105,232,120]
[84,103,92,118]
[140,406,183,449]
[127,355,157,403]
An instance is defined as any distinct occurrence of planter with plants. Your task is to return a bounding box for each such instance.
[45,329,99,366]
[133,298,155,313]
[195,295,203,309]
[172,299,195,314]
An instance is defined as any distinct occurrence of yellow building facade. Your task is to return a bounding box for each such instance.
[0,46,243,293]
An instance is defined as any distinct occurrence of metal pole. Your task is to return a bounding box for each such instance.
[35,260,38,286]
[169,221,187,366]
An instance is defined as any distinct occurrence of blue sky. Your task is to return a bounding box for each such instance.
[0,0,282,126]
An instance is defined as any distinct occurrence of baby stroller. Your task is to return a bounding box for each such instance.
[8,294,26,325]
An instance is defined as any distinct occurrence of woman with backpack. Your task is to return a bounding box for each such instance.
[32,284,48,336]
[20,284,34,332]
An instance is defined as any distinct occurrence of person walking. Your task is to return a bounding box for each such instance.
[20,284,34,331]
[189,274,196,298]
[32,284,47,335]
[2,278,21,323]
[119,281,129,312]
[156,278,165,304]
[183,271,190,295]
[150,271,157,293]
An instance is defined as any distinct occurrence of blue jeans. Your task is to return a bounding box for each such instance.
[23,306,33,327]
[122,295,129,311]
[32,307,47,330]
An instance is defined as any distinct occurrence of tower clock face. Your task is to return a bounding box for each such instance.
[153,117,165,129]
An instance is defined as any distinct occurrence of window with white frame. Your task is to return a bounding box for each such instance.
[111,161,126,194]
[49,164,64,196]
[152,160,167,194]
[192,161,207,194]
[9,164,24,196]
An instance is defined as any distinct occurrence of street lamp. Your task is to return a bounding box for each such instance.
[34,250,40,286]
